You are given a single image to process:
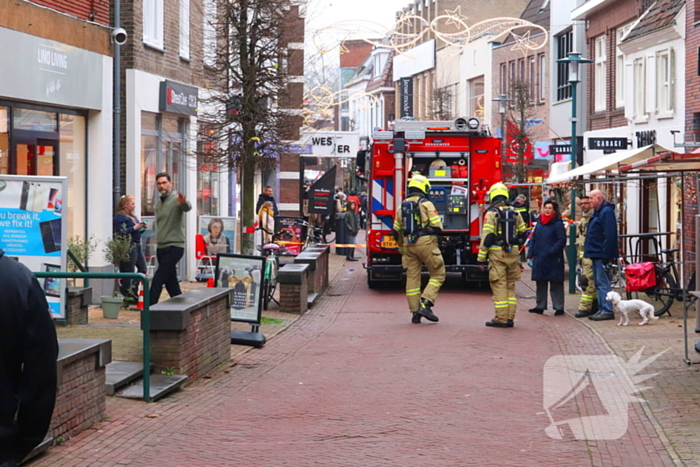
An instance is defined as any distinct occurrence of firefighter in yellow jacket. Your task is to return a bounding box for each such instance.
[575,195,598,318]
[392,174,445,324]
[477,183,528,328]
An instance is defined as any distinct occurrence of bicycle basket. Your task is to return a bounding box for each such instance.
[625,262,656,292]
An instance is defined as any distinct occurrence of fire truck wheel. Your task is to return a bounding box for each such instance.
[367,274,378,289]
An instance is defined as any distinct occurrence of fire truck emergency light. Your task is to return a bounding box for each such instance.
[467,118,480,130]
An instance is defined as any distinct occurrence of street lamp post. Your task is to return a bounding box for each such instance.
[557,51,593,294]
[493,94,512,179]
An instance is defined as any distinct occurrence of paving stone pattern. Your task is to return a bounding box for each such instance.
[33,260,699,466]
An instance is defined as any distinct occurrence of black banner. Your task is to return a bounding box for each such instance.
[400,77,413,118]
[588,137,628,151]
[308,166,336,215]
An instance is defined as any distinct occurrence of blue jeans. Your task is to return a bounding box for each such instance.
[592,259,613,314]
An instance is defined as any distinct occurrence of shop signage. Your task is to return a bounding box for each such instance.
[0,26,104,109]
[159,80,198,116]
[400,77,413,118]
[301,131,360,158]
[588,137,628,151]
[636,130,657,147]
[549,143,572,155]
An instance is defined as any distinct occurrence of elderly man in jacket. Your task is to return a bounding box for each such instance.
[584,190,619,321]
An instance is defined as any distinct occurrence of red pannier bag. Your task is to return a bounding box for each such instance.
[625,262,656,292]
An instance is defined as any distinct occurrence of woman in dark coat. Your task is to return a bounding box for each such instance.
[527,199,567,315]
[344,200,360,261]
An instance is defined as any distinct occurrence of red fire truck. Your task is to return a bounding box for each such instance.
[360,117,505,288]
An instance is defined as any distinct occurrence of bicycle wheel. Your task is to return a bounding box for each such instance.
[607,262,626,292]
[626,266,675,317]
[263,256,278,310]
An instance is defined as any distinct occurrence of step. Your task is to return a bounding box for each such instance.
[105,361,154,396]
[307,293,319,307]
[115,374,188,401]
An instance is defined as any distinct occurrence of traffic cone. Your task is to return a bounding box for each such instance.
[136,282,144,310]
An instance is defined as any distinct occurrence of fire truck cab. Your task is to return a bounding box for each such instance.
[361,117,504,289]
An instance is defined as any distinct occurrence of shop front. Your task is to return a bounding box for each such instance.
[0,25,112,244]
[127,71,214,279]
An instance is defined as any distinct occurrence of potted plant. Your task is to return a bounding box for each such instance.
[67,235,98,287]
[101,234,133,319]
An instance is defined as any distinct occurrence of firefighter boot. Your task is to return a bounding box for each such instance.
[411,312,422,324]
[417,298,439,322]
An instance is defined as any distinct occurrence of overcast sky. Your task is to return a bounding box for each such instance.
[306,0,408,37]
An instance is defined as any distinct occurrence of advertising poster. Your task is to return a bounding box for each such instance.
[199,216,236,256]
[307,166,336,215]
[274,217,307,255]
[0,175,67,317]
[215,254,264,323]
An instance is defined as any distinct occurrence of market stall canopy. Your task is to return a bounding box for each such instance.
[546,144,675,183]
[619,147,700,173]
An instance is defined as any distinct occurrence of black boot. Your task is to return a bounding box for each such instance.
[411,312,422,324]
[417,298,439,322]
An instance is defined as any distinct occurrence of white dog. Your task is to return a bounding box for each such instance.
[605,291,658,326]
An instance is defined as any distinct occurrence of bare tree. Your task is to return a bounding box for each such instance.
[505,78,536,183]
[196,0,294,254]
[432,85,454,120]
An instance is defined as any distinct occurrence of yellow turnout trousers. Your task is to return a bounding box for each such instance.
[488,248,521,323]
[579,257,597,312]
[402,237,445,312]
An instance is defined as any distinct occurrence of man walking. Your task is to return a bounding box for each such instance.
[478,183,528,328]
[151,172,192,305]
[584,190,618,321]
[575,196,597,318]
[392,174,444,324]
[256,186,279,217]
[0,250,58,467]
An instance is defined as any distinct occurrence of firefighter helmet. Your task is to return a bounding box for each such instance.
[488,182,509,201]
[408,174,431,193]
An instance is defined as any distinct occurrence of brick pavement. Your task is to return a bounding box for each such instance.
[31,258,695,466]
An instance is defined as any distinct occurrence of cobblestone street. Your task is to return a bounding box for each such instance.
[33,257,700,466]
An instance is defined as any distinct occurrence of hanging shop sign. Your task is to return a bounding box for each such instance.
[301,132,360,157]
[0,175,68,318]
[159,80,198,116]
[400,77,414,118]
[588,137,628,151]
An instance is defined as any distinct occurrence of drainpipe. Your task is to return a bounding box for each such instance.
[113,0,122,207]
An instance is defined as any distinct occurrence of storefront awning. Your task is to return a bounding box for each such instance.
[618,149,700,173]
[546,144,675,183]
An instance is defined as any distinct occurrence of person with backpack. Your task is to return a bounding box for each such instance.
[392,174,444,324]
[575,195,598,318]
[527,198,567,317]
[477,183,528,328]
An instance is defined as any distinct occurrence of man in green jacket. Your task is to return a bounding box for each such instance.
[151,172,192,305]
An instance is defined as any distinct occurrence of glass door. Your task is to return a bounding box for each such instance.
[14,138,57,176]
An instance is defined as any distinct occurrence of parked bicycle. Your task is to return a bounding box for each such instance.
[626,248,697,317]
[257,226,288,311]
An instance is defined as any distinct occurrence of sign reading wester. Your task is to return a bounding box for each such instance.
[301,132,360,158]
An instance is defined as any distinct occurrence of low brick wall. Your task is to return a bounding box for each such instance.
[52,338,111,441]
[65,287,92,325]
[304,245,330,292]
[149,288,233,379]
[278,263,309,314]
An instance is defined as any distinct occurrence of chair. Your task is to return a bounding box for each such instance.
[195,234,216,282]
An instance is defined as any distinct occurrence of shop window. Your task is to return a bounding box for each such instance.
[59,114,86,239]
[13,109,57,132]
[140,112,187,216]
[468,76,484,119]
